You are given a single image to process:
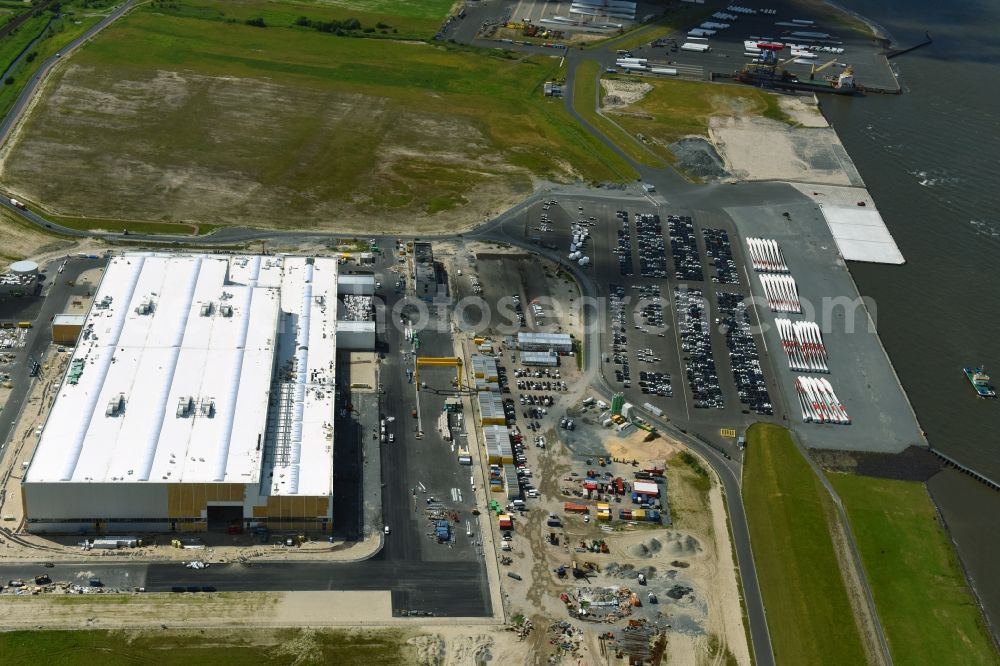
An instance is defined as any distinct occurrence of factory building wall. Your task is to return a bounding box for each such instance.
[336,326,375,350]
[23,482,169,533]
[251,494,332,531]
[24,481,332,533]
[52,323,83,346]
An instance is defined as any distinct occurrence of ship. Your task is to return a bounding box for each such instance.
[964,366,997,398]
[735,63,856,95]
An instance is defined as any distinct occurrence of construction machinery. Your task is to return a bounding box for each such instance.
[414,356,464,391]
[809,58,839,79]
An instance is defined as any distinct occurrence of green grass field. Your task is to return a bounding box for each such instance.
[742,423,867,665]
[572,59,656,171]
[0,628,416,665]
[148,0,456,40]
[604,77,790,162]
[2,5,635,232]
[828,473,999,665]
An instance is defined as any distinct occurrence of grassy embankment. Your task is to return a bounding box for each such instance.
[829,473,999,665]
[0,627,416,665]
[604,77,790,163]
[572,59,657,171]
[0,1,111,118]
[2,1,635,233]
[742,423,867,665]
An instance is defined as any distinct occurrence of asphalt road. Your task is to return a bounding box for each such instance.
[0,559,490,616]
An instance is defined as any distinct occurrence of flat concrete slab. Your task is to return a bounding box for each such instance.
[821,206,904,264]
[788,183,905,264]
[723,191,924,452]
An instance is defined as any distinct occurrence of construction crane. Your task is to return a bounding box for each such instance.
[414,357,464,391]
[809,58,839,80]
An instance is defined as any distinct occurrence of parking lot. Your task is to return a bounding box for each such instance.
[532,195,780,442]
[617,0,899,91]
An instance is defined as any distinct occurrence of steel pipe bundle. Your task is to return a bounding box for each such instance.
[759,273,800,313]
[746,237,788,272]
[795,376,850,424]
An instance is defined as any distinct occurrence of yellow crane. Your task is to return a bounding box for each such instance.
[809,58,839,79]
[414,357,464,391]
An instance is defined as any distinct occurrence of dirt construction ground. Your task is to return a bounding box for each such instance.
[0,64,533,235]
[493,419,750,665]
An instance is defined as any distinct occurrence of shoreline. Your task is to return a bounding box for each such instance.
[822,0,895,45]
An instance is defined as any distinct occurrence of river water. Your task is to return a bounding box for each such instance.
[818,0,1000,636]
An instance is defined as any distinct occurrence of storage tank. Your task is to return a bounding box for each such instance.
[9,260,38,276]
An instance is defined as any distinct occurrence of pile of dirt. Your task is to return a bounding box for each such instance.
[628,537,663,559]
[666,585,693,600]
[668,137,728,180]
[600,79,652,108]
[665,533,701,556]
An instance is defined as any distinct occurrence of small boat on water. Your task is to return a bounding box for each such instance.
[964,366,997,398]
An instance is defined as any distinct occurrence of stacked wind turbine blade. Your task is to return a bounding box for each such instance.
[746,237,789,273]
[793,321,829,373]
[794,376,816,422]
[759,273,801,313]
[776,318,808,371]
[796,376,850,424]
[818,377,850,424]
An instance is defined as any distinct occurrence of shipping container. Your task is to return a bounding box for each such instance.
[564,502,589,514]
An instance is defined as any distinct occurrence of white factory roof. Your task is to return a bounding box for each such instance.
[27,253,338,498]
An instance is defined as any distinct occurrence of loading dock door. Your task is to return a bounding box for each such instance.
[206,505,243,530]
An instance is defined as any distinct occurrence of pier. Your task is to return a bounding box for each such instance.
[883,32,933,59]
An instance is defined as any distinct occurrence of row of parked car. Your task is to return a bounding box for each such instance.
[615,209,633,276]
[703,228,740,285]
[717,292,773,415]
[667,215,705,282]
[675,287,725,409]
[636,213,668,278]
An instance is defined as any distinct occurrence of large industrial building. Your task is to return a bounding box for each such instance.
[23,252,374,533]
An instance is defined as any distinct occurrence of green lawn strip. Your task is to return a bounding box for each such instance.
[47,212,201,236]
[572,59,659,170]
[742,423,867,665]
[0,627,417,665]
[0,12,51,72]
[0,9,104,118]
[606,77,792,162]
[828,473,999,665]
